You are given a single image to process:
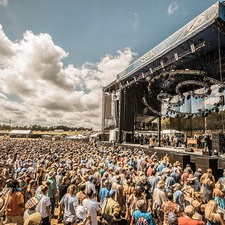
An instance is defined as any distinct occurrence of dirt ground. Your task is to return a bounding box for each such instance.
[51,207,62,225]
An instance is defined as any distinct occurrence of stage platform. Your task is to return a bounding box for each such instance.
[100,141,225,180]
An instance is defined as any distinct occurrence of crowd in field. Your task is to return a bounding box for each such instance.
[0,137,224,225]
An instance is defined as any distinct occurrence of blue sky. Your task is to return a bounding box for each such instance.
[0,0,219,67]
[0,0,221,129]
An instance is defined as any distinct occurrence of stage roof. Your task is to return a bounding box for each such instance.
[115,1,225,83]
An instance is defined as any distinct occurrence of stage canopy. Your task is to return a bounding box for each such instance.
[115,1,225,83]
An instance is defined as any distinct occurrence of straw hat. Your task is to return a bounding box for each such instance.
[57,168,63,175]
[48,171,56,179]
[157,180,165,189]
[124,164,130,170]
[172,183,181,190]
[184,205,194,214]
[24,212,42,225]
[191,200,201,208]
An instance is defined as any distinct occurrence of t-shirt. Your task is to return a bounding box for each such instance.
[5,191,24,216]
[36,194,51,218]
[162,201,180,225]
[60,194,78,221]
[99,187,110,206]
[83,198,100,225]
[47,178,57,198]
[178,217,205,225]
[58,184,69,200]
[132,210,155,225]
[102,214,128,225]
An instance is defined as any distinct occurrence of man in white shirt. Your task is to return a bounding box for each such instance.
[82,189,100,225]
[36,185,51,225]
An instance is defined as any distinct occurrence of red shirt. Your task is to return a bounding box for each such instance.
[178,217,205,225]
[6,191,24,216]
[147,167,153,177]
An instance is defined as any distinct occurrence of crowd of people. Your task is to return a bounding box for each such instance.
[0,137,224,225]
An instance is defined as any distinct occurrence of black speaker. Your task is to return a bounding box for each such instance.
[212,133,225,154]
[125,133,133,143]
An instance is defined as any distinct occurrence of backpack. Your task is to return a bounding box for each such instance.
[168,212,178,225]
[137,217,149,225]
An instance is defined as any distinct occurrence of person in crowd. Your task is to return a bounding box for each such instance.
[205,200,225,225]
[47,170,57,218]
[60,184,78,225]
[178,205,205,225]
[102,204,128,225]
[101,189,119,216]
[5,179,25,225]
[36,185,51,225]
[131,199,155,225]
[99,179,111,207]
[1,136,225,225]
[24,195,41,220]
[76,205,91,225]
[162,192,181,225]
[82,188,100,225]
[152,180,166,224]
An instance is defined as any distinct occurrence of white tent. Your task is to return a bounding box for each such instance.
[9,130,32,138]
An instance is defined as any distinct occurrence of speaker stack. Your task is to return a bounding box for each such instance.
[211,132,225,155]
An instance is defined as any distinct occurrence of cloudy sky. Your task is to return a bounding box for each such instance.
[0,0,220,130]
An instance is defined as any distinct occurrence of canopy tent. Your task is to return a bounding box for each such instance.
[65,134,89,141]
[9,130,32,138]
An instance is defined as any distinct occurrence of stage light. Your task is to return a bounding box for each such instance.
[149,68,153,74]
[190,43,195,53]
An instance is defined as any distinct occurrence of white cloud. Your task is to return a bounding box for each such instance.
[168,1,179,15]
[0,24,135,130]
[0,0,8,6]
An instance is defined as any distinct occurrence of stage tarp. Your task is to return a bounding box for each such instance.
[118,2,224,81]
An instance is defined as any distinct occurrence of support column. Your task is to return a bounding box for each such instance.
[101,89,106,132]
[158,116,161,147]
[118,87,124,143]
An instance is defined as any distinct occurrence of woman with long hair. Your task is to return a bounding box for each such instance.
[205,200,224,225]
[60,184,78,225]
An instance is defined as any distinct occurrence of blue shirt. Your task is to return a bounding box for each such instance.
[133,210,155,225]
[157,164,166,173]
[98,187,110,207]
